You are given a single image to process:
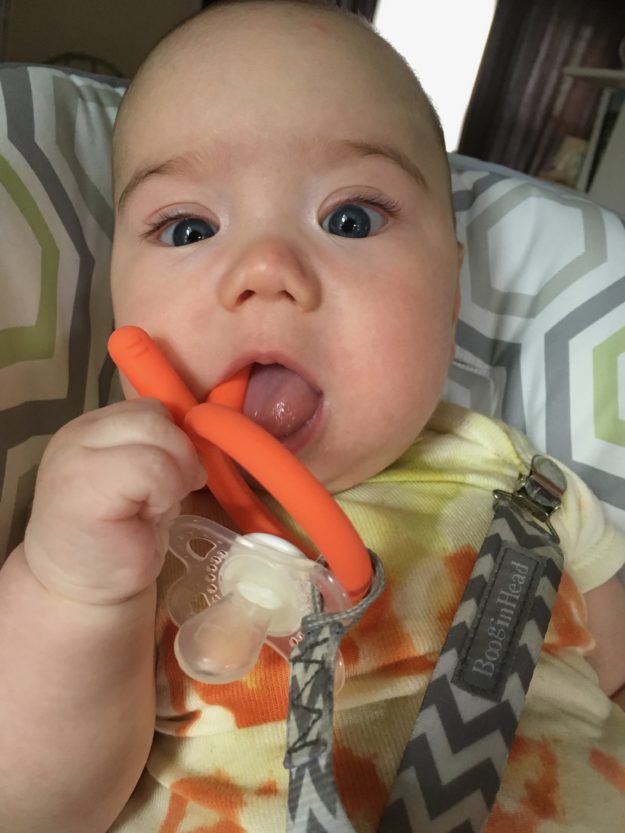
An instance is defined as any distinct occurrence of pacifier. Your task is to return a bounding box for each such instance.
[108,326,373,686]
[167,517,350,686]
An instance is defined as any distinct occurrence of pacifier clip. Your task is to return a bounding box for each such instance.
[283,455,565,833]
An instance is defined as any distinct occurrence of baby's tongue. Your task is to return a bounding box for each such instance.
[243,363,320,439]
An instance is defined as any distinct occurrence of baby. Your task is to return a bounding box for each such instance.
[2,2,625,832]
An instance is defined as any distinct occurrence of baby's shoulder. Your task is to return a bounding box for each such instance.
[419,402,625,591]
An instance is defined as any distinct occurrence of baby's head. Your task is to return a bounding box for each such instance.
[111,0,463,493]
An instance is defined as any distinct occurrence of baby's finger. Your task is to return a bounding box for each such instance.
[76,443,201,522]
[74,400,206,494]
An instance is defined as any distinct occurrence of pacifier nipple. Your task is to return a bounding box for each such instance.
[174,591,273,684]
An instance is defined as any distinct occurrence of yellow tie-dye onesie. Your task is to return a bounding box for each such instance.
[110,402,625,833]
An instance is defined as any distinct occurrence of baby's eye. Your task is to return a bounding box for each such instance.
[159,217,217,246]
[322,203,385,238]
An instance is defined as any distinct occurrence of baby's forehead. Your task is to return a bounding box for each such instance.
[122,3,432,129]
[113,3,448,200]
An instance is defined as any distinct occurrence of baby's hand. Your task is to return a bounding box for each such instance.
[24,399,206,605]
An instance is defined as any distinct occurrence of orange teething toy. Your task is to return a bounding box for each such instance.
[108,325,371,600]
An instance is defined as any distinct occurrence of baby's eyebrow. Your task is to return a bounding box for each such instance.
[116,151,209,214]
[322,139,429,190]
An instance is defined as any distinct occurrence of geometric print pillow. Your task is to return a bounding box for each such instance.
[445,154,625,532]
[1,64,624,564]
[0,65,125,559]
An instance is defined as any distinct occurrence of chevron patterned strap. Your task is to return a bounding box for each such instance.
[284,457,565,833]
[284,552,385,833]
[378,480,564,833]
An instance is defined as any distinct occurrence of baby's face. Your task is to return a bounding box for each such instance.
[111,4,462,492]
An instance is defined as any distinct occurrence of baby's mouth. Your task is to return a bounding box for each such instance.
[242,363,322,447]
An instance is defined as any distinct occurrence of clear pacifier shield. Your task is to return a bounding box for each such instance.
[166,515,350,684]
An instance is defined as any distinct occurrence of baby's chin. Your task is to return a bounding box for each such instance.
[321,467,378,495]
[320,436,421,494]
[300,453,389,495]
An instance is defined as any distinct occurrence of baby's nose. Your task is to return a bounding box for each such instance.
[218,237,321,312]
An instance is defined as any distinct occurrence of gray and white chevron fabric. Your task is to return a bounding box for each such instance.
[378,500,564,833]
[284,553,385,833]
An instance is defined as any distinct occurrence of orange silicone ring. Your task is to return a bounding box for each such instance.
[108,325,371,600]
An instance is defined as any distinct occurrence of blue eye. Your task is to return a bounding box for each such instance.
[322,203,385,238]
[160,217,217,246]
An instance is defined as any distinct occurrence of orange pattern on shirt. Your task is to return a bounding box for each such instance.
[255,780,279,797]
[438,545,478,632]
[485,735,561,832]
[589,748,625,795]
[333,741,389,826]
[543,571,593,655]
[159,771,246,833]
[342,572,437,680]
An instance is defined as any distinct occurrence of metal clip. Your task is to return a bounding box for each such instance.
[493,454,566,543]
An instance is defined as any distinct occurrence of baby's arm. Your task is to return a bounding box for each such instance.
[0,399,205,833]
[584,576,625,710]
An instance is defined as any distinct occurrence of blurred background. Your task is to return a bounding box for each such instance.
[2,0,625,211]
